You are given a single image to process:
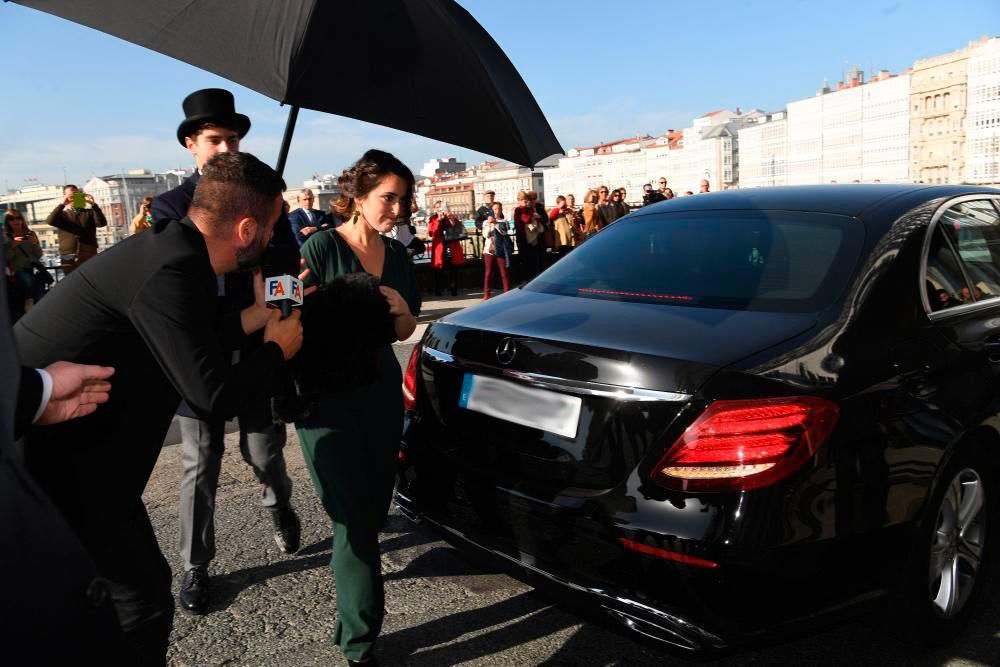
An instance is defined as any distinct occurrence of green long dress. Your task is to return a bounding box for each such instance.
[296,228,421,662]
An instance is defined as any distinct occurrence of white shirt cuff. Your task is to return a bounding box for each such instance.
[32,368,54,423]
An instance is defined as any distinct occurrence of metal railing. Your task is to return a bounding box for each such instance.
[411,227,487,263]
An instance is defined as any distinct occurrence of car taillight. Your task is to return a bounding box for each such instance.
[651,396,839,492]
[402,344,421,411]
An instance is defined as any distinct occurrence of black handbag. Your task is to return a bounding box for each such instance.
[33,262,55,286]
[15,243,54,285]
[442,222,469,243]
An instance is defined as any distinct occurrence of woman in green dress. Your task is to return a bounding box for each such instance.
[296,149,420,666]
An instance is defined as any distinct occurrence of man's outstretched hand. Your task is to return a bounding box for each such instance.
[37,361,115,425]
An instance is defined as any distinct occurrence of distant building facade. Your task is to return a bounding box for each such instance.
[910,45,972,184]
[738,111,789,188]
[965,37,1000,184]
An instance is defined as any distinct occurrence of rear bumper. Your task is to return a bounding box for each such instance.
[394,488,729,653]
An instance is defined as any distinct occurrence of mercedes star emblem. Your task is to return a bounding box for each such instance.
[496,337,517,365]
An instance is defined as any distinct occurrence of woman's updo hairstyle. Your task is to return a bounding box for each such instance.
[331,149,415,219]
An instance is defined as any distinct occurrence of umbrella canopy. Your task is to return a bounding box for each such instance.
[10,0,563,168]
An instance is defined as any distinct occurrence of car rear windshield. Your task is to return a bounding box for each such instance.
[528,210,864,313]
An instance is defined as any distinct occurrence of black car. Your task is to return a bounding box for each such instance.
[396,185,1000,653]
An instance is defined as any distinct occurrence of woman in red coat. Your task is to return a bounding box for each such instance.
[427,202,465,296]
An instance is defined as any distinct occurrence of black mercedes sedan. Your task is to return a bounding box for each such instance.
[396,185,1000,653]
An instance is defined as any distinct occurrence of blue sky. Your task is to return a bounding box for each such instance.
[0,0,995,190]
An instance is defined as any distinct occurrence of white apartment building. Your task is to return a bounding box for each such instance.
[787,69,910,184]
[543,137,652,206]
[738,112,788,188]
[543,113,750,203]
[472,160,546,213]
[823,82,864,183]
[966,37,1000,184]
[657,111,761,194]
[862,71,911,182]
[787,93,825,184]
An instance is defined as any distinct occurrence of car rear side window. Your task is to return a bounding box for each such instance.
[936,200,1000,303]
[528,210,863,313]
[925,226,971,311]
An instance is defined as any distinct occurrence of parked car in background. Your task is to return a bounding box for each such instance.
[398,185,1000,653]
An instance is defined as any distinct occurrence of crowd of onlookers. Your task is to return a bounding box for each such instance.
[420,176,712,299]
[5,173,712,321]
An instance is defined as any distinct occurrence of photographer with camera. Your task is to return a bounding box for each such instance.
[642,183,667,207]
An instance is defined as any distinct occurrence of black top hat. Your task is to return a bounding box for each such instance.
[176,88,251,146]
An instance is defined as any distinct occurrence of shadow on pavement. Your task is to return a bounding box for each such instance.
[206,524,441,612]
[383,539,504,582]
[208,551,333,612]
[379,591,574,665]
[294,537,332,558]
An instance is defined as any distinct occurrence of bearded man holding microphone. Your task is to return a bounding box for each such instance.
[14,152,304,666]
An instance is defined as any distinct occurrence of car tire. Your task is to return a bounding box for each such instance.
[889,444,998,645]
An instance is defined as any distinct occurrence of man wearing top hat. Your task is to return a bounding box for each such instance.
[153,88,301,615]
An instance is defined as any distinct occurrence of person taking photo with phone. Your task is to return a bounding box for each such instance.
[427,201,465,296]
[45,184,107,275]
[131,197,155,235]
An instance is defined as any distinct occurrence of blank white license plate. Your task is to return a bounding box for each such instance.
[458,373,582,439]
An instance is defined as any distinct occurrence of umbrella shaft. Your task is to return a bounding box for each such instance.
[275,105,300,177]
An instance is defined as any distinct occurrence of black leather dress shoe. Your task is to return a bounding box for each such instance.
[179,566,209,614]
[271,506,301,555]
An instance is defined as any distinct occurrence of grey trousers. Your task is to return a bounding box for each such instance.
[178,410,292,571]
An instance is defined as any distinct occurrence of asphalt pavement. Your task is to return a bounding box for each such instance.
[148,289,1000,666]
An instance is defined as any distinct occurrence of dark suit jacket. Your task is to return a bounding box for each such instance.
[0,235,123,661]
[14,367,42,441]
[288,207,331,247]
[151,171,199,225]
[15,217,287,510]
[150,170,299,417]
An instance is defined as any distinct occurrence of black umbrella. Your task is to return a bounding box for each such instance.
[9,0,562,172]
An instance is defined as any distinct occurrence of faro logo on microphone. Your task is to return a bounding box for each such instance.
[265,276,304,306]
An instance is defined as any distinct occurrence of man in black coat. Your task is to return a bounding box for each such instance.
[152,88,302,615]
[14,152,304,666]
[0,232,126,664]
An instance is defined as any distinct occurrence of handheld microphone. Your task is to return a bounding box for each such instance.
[264,274,309,423]
[264,275,304,318]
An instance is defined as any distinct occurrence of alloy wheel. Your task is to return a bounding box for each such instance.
[929,468,987,618]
